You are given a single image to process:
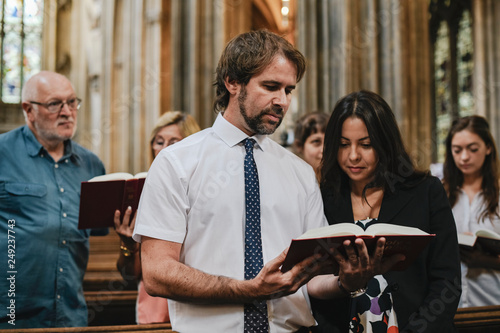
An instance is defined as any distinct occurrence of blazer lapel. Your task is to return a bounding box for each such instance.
[323,185,354,223]
[378,186,416,224]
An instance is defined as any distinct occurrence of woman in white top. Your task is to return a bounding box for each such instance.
[442,115,500,307]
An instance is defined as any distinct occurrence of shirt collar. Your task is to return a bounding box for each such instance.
[22,125,79,162]
[212,113,267,151]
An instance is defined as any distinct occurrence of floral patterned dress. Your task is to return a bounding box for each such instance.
[349,219,399,333]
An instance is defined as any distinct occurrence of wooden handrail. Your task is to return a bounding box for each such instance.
[454,305,500,329]
[3,304,499,332]
[0,323,174,333]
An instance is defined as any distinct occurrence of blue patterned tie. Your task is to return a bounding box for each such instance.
[243,138,269,332]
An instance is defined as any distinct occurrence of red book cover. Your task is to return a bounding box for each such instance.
[78,172,146,229]
[281,223,435,274]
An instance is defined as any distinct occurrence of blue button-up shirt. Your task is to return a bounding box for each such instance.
[0,125,105,328]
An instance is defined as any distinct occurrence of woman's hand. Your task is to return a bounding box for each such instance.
[461,246,500,270]
[333,237,405,291]
[114,207,138,250]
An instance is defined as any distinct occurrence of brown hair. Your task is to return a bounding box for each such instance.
[213,30,306,112]
[443,115,500,222]
[293,111,329,153]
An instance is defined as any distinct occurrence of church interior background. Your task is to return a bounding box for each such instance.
[2,0,499,175]
[1,0,500,328]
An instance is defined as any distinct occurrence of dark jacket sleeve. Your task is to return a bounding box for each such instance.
[394,177,461,333]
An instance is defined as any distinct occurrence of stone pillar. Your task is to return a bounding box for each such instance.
[296,0,433,169]
[473,0,500,144]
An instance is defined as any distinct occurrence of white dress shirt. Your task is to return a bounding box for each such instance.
[452,190,500,307]
[134,113,327,332]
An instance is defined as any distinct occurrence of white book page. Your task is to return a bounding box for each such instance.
[365,223,429,236]
[458,233,476,247]
[476,229,500,240]
[134,171,148,179]
[297,223,364,239]
[88,172,134,182]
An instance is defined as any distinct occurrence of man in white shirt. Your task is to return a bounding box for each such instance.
[133,30,394,333]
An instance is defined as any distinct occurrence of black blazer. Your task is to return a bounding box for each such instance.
[311,176,461,333]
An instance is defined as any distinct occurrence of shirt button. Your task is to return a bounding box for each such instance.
[65,159,69,163]
[55,164,59,168]
[60,188,64,193]
[57,295,61,299]
[62,240,67,245]
[62,213,67,218]
[40,154,44,158]
[59,268,63,272]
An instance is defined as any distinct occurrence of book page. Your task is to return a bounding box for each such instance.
[297,223,364,239]
[365,223,429,236]
[476,229,500,240]
[88,172,134,182]
[458,233,476,247]
[134,171,148,179]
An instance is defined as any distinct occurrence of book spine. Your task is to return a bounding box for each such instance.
[121,179,139,214]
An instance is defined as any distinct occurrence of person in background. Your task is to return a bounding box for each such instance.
[312,90,461,333]
[114,111,201,324]
[293,111,329,181]
[0,71,106,328]
[442,115,500,307]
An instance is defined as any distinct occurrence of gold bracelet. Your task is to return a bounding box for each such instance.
[120,244,136,257]
[338,278,367,298]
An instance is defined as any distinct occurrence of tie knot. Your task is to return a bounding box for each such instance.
[244,138,256,152]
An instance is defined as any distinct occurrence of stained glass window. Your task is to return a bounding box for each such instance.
[434,20,451,163]
[430,0,474,163]
[456,10,474,117]
[1,0,44,104]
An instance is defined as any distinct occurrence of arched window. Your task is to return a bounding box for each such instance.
[429,0,474,162]
[1,0,44,104]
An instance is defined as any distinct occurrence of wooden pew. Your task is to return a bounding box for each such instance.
[0,323,173,332]
[2,305,500,332]
[86,290,137,326]
[85,230,138,326]
[79,232,500,331]
[85,230,137,292]
[454,305,500,332]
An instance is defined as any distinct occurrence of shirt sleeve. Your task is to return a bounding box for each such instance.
[305,171,328,231]
[133,151,189,243]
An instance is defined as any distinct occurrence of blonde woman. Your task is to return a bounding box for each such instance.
[114,111,200,324]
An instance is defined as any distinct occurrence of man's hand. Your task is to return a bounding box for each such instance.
[250,249,332,300]
[141,237,332,304]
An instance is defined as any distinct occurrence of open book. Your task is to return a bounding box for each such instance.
[458,229,500,256]
[281,222,435,274]
[78,172,147,229]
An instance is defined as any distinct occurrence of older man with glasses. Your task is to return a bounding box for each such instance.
[0,71,106,328]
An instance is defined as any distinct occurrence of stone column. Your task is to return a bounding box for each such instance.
[296,0,433,169]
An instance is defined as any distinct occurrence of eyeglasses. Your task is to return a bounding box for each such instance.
[30,98,82,113]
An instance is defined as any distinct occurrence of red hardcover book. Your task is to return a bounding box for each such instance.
[78,172,147,229]
[281,223,435,274]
